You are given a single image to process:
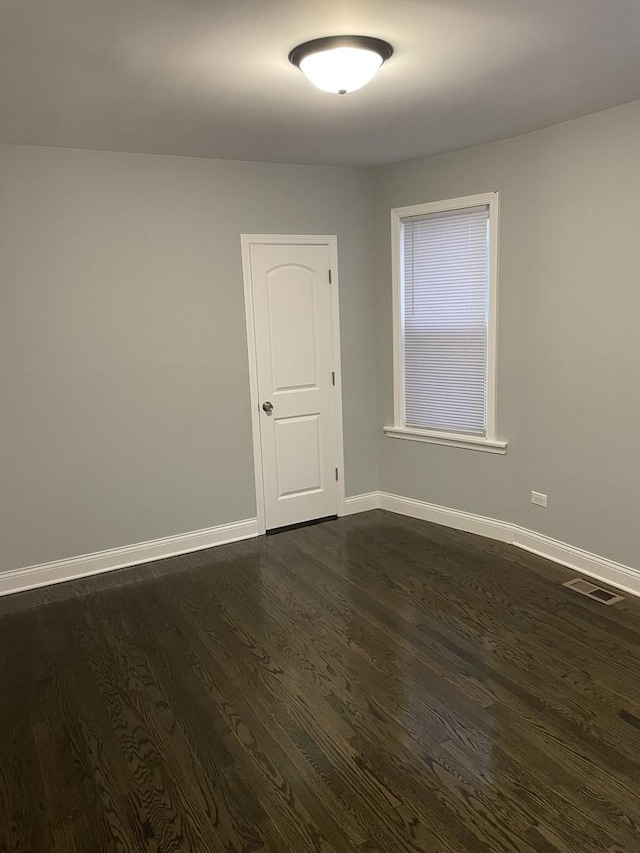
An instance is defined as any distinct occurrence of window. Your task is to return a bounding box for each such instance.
[385,193,507,454]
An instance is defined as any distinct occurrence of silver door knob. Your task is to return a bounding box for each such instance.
[262,401,274,414]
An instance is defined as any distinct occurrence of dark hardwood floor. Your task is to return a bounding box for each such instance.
[1,510,639,852]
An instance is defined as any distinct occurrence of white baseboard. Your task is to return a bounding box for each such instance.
[0,518,259,598]
[342,492,382,515]
[4,494,638,601]
[378,492,514,543]
[512,529,640,599]
[345,491,640,598]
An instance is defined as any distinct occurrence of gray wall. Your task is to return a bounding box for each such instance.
[3,97,639,576]
[374,99,640,568]
[0,145,378,571]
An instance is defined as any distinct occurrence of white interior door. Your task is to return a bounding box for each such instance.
[245,239,342,531]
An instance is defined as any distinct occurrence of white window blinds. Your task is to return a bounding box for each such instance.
[402,204,490,435]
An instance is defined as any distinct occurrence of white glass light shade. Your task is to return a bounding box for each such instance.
[299,46,383,94]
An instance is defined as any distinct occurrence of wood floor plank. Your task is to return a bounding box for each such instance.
[1,509,639,851]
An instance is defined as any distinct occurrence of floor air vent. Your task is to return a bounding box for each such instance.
[562,578,624,605]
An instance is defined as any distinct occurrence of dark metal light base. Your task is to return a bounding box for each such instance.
[288,35,393,69]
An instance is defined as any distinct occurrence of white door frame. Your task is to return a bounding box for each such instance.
[240,234,346,535]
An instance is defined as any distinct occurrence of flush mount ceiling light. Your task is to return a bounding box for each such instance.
[289,35,393,95]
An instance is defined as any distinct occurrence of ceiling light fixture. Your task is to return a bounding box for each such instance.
[289,35,393,95]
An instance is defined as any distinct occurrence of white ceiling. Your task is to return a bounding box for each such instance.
[2,0,640,167]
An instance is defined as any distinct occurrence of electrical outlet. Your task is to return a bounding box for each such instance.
[531,491,548,508]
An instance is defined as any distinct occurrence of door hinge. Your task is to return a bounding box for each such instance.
[331,371,335,386]
[335,467,339,481]
[328,269,332,284]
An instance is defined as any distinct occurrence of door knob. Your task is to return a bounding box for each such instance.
[262,401,274,414]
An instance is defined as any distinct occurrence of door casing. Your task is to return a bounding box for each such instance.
[240,234,346,535]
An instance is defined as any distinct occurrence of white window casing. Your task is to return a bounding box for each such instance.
[385,193,507,454]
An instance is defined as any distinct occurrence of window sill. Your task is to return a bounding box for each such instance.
[383,426,508,455]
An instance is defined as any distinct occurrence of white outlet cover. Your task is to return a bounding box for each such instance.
[531,491,548,507]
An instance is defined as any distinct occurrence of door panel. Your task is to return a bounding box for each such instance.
[249,242,338,530]
[274,414,322,498]
[267,265,318,392]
